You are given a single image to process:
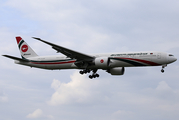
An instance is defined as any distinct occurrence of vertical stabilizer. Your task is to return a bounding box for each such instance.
[16,36,38,59]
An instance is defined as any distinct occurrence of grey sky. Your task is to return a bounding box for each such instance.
[0,0,179,120]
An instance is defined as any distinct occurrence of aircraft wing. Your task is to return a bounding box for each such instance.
[2,55,29,62]
[32,37,95,61]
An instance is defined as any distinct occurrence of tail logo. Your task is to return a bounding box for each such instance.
[21,45,28,52]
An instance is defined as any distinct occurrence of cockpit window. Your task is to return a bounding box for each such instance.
[169,54,174,56]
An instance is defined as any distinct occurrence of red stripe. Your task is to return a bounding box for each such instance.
[16,36,22,44]
[118,57,160,66]
[31,60,76,65]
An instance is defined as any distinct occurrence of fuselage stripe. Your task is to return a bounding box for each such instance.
[30,60,76,65]
[122,57,160,66]
[111,57,160,66]
[111,58,145,66]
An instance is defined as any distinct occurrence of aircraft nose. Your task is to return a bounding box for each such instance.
[174,57,177,62]
[168,56,177,63]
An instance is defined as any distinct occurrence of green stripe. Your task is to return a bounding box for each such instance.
[30,59,75,63]
[110,58,145,66]
[18,40,24,49]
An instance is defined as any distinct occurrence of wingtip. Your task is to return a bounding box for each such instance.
[32,37,42,40]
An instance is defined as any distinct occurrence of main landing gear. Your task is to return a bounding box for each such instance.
[79,69,99,79]
[161,64,167,73]
[79,69,91,74]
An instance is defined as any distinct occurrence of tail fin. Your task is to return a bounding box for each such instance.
[16,36,38,59]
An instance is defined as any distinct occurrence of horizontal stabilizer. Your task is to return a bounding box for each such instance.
[2,55,29,62]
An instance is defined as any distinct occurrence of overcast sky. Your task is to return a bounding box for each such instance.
[0,0,179,120]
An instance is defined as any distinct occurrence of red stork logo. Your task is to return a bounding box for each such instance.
[21,45,28,52]
[100,59,104,63]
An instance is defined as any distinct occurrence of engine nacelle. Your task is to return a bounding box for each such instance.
[94,57,109,69]
[107,67,125,75]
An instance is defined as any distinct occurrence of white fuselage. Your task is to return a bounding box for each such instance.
[3,36,177,78]
[15,51,177,70]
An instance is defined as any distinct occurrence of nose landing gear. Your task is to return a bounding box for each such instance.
[161,64,167,73]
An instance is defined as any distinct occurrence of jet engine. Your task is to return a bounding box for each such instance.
[107,67,125,75]
[94,57,110,69]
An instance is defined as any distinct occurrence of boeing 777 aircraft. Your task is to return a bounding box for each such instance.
[3,36,177,79]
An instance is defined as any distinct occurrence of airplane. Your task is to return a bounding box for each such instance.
[2,36,177,79]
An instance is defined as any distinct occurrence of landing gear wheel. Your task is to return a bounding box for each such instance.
[96,74,99,77]
[161,69,164,73]
[79,71,84,74]
[89,75,93,79]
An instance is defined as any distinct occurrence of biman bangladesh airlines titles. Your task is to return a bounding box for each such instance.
[3,37,177,79]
